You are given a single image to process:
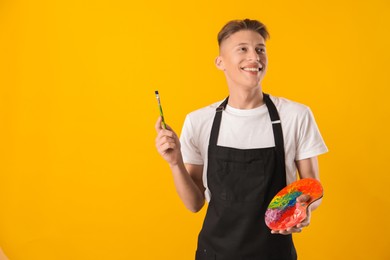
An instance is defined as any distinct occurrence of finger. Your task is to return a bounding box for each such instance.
[297,194,311,203]
[271,229,292,235]
[273,226,303,235]
[297,218,310,228]
[297,221,309,228]
[273,229,293,235]
[278,229,290,235]
[156,135,175,148]
[156,132,175,145]
[291,228,302,233]
[285,227,302,234]
[156,138,177,150]
[155,115,172,132]
[164,124,178,139]
[157,142,176,155]
[155,121,176,138]
[156,129,175,143]
[162,128,175,137]
[155,116,163,132]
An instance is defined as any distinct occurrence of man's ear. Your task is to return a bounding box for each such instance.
[215,56,224,71]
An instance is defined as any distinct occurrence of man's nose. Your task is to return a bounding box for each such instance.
[247,49,260,61]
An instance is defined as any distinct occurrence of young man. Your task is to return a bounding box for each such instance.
[155,19,328,260]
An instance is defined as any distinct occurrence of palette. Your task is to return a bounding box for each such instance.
[264,178,323,231]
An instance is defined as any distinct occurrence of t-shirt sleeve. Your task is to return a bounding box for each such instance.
[180,115,204,165]
[295,107,328,160]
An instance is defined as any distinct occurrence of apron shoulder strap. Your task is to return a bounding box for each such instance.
[263,93,286,176]
[209,97,229,146]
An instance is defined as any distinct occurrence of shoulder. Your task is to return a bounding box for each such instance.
[181,100,224,138]
[186,100,224,125]
[269,94,311,117]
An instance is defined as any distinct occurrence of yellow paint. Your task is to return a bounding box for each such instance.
[0,0,389,259]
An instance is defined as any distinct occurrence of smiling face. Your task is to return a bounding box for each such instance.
[216,30,268,91]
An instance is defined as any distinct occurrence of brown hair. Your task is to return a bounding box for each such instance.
[217,19,270,46]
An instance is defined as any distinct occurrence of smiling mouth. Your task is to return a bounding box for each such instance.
[241,67,263,72]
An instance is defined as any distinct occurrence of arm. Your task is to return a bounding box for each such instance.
[296,156,322,211]
[171,163,205,212]
[271,156,321,235]
[155,117,205,212]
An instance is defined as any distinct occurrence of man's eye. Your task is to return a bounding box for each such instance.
[240,47,247,51]
[256,48,265,53]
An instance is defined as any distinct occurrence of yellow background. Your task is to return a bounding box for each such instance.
[1,0,389,259]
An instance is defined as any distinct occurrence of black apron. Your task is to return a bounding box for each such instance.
[195,94,297,260]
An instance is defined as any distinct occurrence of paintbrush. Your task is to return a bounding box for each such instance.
[155,90,167,129]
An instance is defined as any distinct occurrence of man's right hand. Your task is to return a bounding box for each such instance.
[155,116,182,166]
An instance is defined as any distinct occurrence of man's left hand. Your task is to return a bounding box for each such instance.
[270,194,311,235]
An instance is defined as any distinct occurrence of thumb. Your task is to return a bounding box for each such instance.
[297,194,311,203]
[155,116,163,132]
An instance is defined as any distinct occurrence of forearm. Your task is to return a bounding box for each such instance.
[309,197,322,211]
[169,160,205,213]
[296,157,322,212]
[154,117,205,212]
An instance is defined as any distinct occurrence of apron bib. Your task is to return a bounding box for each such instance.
[195,94,297,260]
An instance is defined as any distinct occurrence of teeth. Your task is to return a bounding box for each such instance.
[242,67,261,72]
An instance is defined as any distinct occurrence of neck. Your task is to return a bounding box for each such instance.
[227,86,264,109]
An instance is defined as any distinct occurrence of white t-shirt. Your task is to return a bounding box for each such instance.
[180,95,328,202]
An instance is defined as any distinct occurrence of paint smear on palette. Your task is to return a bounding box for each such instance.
[265,178,323,231]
